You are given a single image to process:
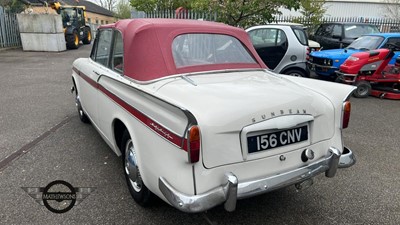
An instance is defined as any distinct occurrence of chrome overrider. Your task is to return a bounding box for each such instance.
[159,146,355,213]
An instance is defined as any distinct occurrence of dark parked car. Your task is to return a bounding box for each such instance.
[313,22,380,50]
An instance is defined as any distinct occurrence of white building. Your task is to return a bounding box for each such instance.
[279,0,394,19]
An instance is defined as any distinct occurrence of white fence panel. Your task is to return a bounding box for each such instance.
[0,6,21,48]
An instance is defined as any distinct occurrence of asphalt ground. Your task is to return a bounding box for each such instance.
[0,45,399,225]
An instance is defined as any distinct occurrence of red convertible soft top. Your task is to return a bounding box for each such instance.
[99,19,266,81]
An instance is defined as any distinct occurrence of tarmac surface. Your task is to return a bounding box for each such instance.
[0,44,399,224]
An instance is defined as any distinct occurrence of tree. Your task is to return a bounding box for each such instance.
[130,0,192,12]
[192,0,300,28]
[96,0,117,11]
[130,0,299,27]
[381,0,400,19]
[115,0,132,19]
[0,0,25,13]
[295,0,326,33]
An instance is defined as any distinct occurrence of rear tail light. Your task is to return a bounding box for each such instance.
[342,101,351,129]
[187,125,200,163]
[306,47,310,60]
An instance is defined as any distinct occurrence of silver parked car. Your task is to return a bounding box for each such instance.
[247,24,310,77]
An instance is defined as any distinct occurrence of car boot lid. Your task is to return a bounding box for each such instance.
[153,70,337,168]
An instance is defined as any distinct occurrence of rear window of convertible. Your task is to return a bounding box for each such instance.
[172,34,256,68]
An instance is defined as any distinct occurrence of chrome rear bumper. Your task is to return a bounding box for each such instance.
[159,146,355,213]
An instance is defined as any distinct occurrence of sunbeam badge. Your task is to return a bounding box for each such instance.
[22,180,96,213]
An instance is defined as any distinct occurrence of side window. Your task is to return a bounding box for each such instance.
[383,37,400,49]
[332,25,342,37]
[77,9,82,21]
[94,29,113,67]
[249,28,283,46]
[248,29,269,46]
[111,31,124,74]
[315,25,324,36]
[324,25,334,36]
[316,24,333,37]
[293,28,308,46]
[276,29,288,48]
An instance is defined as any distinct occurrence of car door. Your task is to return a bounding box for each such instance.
[314,24,342,50]
[323,24,343,49]
[330,24,344,48]
[80,28,113,125]
[97,30,125,140]
[314,24,329,49]
[248,28,288,70]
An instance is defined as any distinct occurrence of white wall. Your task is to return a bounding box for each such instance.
[278,1,389,19]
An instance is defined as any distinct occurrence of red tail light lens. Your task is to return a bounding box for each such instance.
[342,101,351,129]
[187,125,200,163]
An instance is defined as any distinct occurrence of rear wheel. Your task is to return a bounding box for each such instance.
[66,30,79,49]
[75,94,90,123]
[353,80,371,98]
[122,130,154,206]
[284,69,307,77]
[82,27,92,45]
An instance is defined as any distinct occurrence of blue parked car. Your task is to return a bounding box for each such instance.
[308,33,400,78]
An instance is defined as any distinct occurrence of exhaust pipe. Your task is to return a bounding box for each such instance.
[295,178,314,191]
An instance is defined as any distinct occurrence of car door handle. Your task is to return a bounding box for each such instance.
[93,70,100,76]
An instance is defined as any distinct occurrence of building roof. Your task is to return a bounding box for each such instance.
[24,0,114,17]
[100,19,266,81]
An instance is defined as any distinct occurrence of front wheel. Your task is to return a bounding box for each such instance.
[284,69,307,77]
[122,130,154,206]
[353,80,371,98]
[75,94,90,123]
[82,27,92,45]
[66,30,79,49]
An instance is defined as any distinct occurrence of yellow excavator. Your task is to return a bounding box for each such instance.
[46,0,92,49]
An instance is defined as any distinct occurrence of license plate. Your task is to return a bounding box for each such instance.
[247,126,308,153]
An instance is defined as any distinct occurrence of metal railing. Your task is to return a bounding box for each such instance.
[274,16,400,33]
[134,9,218,21]
[0,6,21,48]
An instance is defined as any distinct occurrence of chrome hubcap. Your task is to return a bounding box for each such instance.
[124,139,142,192]
[290,72,302,77]
[76,95,84,116]
[358,86,367,95]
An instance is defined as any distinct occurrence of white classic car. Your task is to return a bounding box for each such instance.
[71,19,356,213]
